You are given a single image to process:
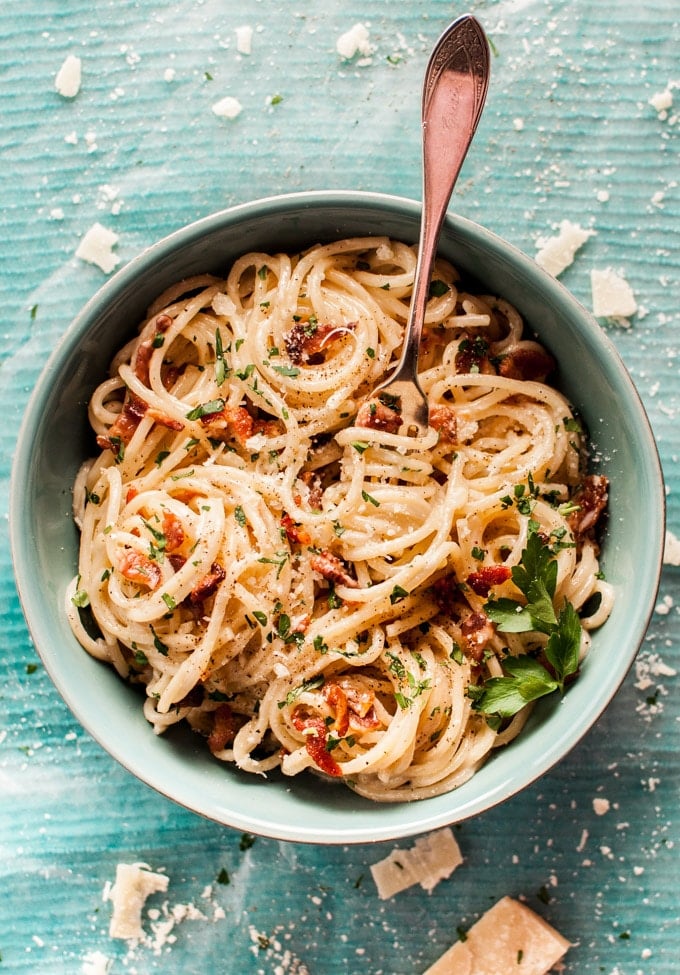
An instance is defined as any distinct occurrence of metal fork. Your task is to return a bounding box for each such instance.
[369,15,491,436]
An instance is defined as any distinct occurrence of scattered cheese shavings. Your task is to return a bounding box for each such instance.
[75,223,120,274]
[235,25,253,55]
[106,862,169,940]
[590,268,637,320]
[664,530,680,566]
[593,797,610,816]
[212,95,243,119]
[535,220,595,277]
[55,54,82,98]
[336,23,375,61]
[648,82,678,118]
[422,896,571,975]
[370,827,462,900]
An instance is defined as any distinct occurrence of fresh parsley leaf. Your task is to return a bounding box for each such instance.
[474,656,558,717]
[544,600,581,687]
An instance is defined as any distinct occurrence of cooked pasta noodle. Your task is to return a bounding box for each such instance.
[68,237,613,801]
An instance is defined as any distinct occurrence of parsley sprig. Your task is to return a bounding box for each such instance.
[473,531,582,718]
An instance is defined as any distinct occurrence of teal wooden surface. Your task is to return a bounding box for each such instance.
[1,1,678,972]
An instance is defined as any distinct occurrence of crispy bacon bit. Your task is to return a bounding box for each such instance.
[162,511,185,553]
[147,410,185,432]
[134,340,154,386]
[334,678,381,731]
[498,345,556,382]
[281,513,311,546]
[299,471,323,511]
[126,486,139,504]
[207,703,241,754]
[455,335,496,375]
[291,708,343,777]
[119,550,162,590]
[466,564,512,598]
[284,320,356,365]
[96,393,148,451]
[310,550,359,589]
[322,682,350,737]
[356,399,401,433]
[460,611,495,662]
[568,474,609,539]
[189,562,226,605]
[430,405,459,444]
[154,313,173,333]
[431,574,460,615]
[202,404,282,447]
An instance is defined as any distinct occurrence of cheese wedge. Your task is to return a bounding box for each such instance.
[423,896,571,975]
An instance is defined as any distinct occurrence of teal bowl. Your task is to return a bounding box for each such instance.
[10,191,665,843]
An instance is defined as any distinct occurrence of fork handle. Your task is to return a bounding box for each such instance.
[394,16,491,384]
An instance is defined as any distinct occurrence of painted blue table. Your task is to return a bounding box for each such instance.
[1,2,678,972]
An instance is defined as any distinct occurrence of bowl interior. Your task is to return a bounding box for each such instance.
[10,191,665,843]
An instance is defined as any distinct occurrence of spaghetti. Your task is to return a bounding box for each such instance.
[68,236,612,801]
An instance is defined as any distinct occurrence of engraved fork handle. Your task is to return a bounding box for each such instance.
[372,15,490,435]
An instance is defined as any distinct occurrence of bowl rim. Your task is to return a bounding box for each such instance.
[10,189,666,843]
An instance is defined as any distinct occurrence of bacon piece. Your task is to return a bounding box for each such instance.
[430,405,458,444]
[322,682,350,737]
[126,486,139,504]
[460,611,495,663]
[498,345,556,382]
[147,410,185,432]
[310,550,359,589]
[97,393,148,451]
[299,471,323,511]
[188,562,226,605]
[281,513,311,546]
[466,565,512,598]
[356,399,401,433]
[118,550,162,590]
[291,708,343,777]
[202,404,282,447]
[162,511,185,553]
[334,679,381,731]
[207,703,241,754]
[455,335,496,375]
[568,474,609,539]
[284,321,356,365]
[431,574,460,615]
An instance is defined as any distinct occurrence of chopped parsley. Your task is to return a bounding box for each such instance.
[186,399,225,421]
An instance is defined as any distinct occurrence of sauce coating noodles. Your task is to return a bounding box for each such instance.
[68,237,612,801]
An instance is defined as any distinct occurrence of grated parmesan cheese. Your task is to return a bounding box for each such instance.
[590,267,637,320]
[535,220,594,277]
[370,827,463,899]
[75,223,120,274]
[106,862,169,940]
[55,54,82,98]
[212,95,243,119]
[81,951,112,975]
[336,23,375,61]
[422,896,571,975]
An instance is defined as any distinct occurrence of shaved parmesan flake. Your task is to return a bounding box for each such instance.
[76,223,120,274]
[664,530,680,566]
[370,827,463,899]
[81,951,112,975]
[591,268,638,320]
[107,862,169,940]
[235,25,253,55]
[336,23,375,61]
[535,220,594,277]
[422,896,571,975]
[55,54,82,98]
[212,96,243,119]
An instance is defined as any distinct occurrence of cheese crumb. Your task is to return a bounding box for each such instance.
[649,86,674,116]
[81,951,112,975]
[55,54,82,98]
[664,530,680,566]
[370,827,463,899]
[590,268,637,320]
[212,96,243,119]
[422,896,571,975]
[235,25,253,55]
[336,23,375,61]
[535,220,595,277]
[593,797,610,816]
[107,863,169,940]
[75,223,120,274]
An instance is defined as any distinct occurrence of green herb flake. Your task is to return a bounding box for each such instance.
[161,593,177,611]
[71,589,90,608]
[428,279,450,298]
[150,625,169,656]
[239,832,256,851]
[273,364,300,378]
[216,867,230,885]
[234,505,247,527]
[186,398,225,421]
[277,674,325,709]
[155,450,171,467]
[361,489,379,507]
[26,663,38,675]
[389,584,409,605]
